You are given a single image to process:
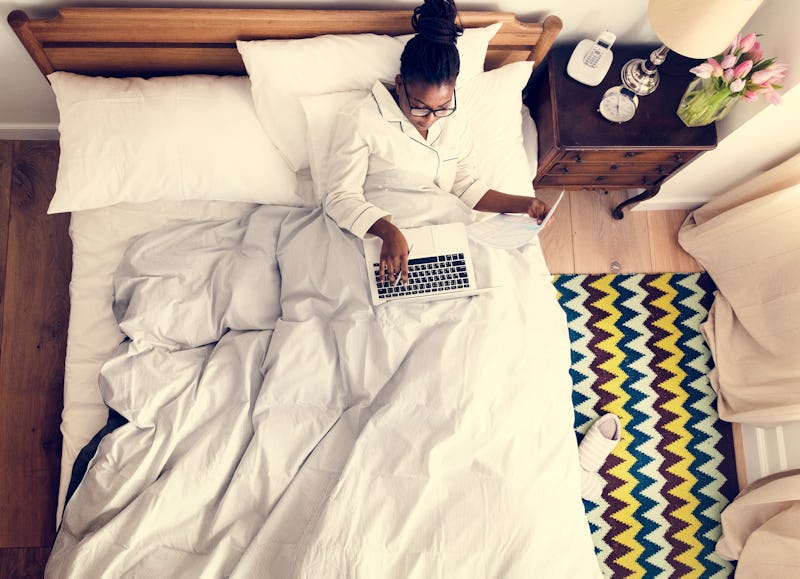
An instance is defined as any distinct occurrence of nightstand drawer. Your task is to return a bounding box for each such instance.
[558,150,694,166]
[537,173,664,188]
[550,162,674,176]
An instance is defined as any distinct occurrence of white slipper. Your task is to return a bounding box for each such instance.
[578,413,621,473]
[580,469,606,501]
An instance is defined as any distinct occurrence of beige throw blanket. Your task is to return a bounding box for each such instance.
[716,469,800,577]
[678,150,800,425]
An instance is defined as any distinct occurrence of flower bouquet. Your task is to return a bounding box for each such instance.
[677,33,789,127]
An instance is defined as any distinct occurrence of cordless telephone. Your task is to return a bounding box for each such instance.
[566,31,616,86]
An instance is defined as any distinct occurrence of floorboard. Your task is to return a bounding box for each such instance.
[0,142,12,350]
[0,141,69,548]
[647,209,702,272]
[536,187,574,273]
[0,547,52,578]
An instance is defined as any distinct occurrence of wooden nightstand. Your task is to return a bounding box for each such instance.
[525,45,718,218]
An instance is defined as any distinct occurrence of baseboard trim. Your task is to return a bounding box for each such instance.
[0,123,58,141]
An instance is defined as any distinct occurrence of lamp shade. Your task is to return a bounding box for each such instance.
[648,0,764,59]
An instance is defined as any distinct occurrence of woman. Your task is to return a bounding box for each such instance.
[324,0,549,284]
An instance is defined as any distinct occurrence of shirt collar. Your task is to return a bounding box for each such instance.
[370,80,442,144]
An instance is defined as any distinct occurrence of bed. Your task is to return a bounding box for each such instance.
[10,6,602,577]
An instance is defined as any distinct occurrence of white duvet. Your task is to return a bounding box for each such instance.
[47,191,600,577]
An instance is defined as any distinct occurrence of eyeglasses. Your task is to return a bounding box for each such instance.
[402,83,457,118]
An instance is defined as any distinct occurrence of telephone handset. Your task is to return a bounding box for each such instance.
[566,31,616,86]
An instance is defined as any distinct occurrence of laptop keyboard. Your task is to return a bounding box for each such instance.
[373,253,470,299]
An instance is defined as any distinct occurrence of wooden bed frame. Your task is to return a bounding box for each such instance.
[1,6,562,569]
[8,7,562,78]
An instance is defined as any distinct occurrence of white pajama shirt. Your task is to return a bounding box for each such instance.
[323,80,491,238]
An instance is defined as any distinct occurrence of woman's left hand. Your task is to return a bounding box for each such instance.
[528,197,550,224]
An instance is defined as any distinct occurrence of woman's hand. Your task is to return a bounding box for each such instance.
[527,197,550,224]
[368,218,409,284]
[474,190,551,224]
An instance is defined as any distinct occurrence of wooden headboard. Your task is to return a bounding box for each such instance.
[8,7,562,79]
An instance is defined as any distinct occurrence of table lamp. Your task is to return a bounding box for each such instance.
[621,0,765,96]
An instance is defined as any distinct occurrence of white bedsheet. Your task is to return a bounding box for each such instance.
[59,200,260,522]
[50,191,600,577]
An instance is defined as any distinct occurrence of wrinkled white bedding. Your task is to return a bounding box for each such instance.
[48,192,600,577]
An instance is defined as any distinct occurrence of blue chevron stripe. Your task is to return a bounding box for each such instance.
[611,274,664,578]
[554,275,599,433]
[618,276,674,576]
[671,274,732,577]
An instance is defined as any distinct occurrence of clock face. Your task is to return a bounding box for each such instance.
[598,86,638,123]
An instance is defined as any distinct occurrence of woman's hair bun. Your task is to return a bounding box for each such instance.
[411,0,463,45]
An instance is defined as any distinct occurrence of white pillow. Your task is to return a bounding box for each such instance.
[237,23,502,173]
[300,60,535,204]
[48,72,308,214]
[521,104,539,180]
[301,89,371,202]
[459,60,536,197]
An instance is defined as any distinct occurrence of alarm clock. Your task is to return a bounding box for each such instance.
[598,85,639,123]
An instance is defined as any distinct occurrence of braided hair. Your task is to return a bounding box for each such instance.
[400,0,463,85]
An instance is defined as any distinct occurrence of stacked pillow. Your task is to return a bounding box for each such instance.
[48,22,537,214]
[236,23,501,173]
[47,73,305,213]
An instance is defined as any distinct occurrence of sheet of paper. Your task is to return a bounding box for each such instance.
[467,190,564,249]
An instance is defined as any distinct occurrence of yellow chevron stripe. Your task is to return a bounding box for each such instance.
[649,274,703,576]
[589,275,645,576]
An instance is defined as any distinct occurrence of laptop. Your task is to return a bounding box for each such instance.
[363,222,490,305]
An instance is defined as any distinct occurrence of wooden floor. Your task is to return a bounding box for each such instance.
[0,140,715,575]
[0,141,70,577]
[535,187,701,275]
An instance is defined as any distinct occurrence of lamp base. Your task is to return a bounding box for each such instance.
[620,44,671,96]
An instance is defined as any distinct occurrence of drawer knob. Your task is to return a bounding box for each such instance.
[596,175,606,182]
[574,154,582,163]
[610,164,618,171]
[624,152,636,158]
[674,153,683,164]
[658,165,667,174]
[561,166,570,173]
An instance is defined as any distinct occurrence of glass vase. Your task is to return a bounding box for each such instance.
[676,77,740,127]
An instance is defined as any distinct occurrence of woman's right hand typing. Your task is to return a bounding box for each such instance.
[368,218,409,285]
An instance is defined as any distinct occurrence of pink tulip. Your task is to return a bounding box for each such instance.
[751,69,774,84]
[733,60,753,78]
[690,62,714,78]
[723,68,734,82]
[709,58,724,77]
[770,61,790,77]
[721,53,737,69]
[738,33,757,52]
[743,90,759,102]
[748,42,763,62]
[765,89,782,105]
[730,78,745,92]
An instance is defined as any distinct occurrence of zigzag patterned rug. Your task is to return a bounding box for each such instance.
[553,273,739,578]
